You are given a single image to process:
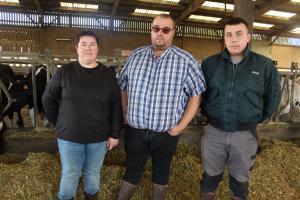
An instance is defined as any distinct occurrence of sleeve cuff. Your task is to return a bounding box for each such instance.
[109,131,121,139]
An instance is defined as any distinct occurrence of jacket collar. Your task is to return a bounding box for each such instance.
[222,45,251,62]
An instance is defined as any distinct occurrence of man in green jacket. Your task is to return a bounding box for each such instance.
[200,17,281,200]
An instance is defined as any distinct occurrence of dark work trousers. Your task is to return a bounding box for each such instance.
[123,125,179,185]
[200,124,258,200]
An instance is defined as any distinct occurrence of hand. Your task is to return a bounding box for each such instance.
[167,124,185,136]
[107,137,119,151]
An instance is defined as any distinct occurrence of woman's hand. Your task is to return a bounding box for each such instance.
[107,138,119,150]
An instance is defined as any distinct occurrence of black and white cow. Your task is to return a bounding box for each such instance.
[0,63,30,127]
[0,64,47,128]
[26,64,47,126]
[0,64,17,125]
[277,74,300,122]
[0,63,17,98]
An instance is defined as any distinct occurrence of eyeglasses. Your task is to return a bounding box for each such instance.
[151,26,174,34]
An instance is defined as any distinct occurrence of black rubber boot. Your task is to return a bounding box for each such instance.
[231,196,242,200]
[200,172,223,194]
[84,192,98,200]
[229,175,248,200]
[117,180,137,200]
[200,192,215,200]
[152,183,167,200]
[56,197,73,200]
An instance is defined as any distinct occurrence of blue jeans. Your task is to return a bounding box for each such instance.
[57,139,107,200]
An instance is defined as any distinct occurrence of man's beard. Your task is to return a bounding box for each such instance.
[155,44,165,48]
[154,41,166,49]
[153,45,167,51]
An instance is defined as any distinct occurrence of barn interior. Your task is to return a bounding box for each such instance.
[0,0,300,200]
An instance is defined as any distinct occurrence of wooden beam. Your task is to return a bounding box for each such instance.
[277,3,300,13]
[110,0,121,31]
[175,0,206,24]
[111,0,120,18]
[254,0,290,17]
[279,32,300,39]
[109,0,121,55]
[33,0,42,12]
[233,0,255,33]
[125,1,181,11]
[33,0,43,27]
[270,19,300,36]
[254,16,287,26]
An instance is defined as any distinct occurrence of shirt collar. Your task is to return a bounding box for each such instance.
[151,45,173,60]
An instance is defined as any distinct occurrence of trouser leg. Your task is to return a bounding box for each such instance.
[200,124,227,196]
[57,139,85,200]
[123,126,151,185]
[82,141,107,199]
[227,130,257,200]
[151,132,179,185]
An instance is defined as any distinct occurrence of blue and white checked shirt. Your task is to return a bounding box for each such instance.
[118,45,206,132]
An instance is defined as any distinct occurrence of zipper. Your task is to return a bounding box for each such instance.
[229,63,237,98]
[226,63,237,130]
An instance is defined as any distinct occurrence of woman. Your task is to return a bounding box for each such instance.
[42,31,122,200]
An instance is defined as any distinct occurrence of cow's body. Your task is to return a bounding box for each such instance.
[277,75,300,122]
[0,64,18,124]
[0,64,16,87]
[0,64,47,128]
[27,64,47,114]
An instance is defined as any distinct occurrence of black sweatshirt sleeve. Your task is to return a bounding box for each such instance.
[42,68,62,126]
[109,71,122,139]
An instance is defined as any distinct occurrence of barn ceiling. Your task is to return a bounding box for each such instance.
[1,0,300,38]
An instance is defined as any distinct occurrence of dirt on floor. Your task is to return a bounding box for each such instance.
[0,137,299,200]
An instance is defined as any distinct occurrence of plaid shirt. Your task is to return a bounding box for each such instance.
[118,45,206,132]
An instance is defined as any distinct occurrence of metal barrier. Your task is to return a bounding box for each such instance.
[274,62,299,122]
[0,50,125,129]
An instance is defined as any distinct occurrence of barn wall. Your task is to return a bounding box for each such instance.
[39,28,151,56]
[1,26,300,67]
[252,40,272,58]
[36,27,300,66]
[179,37,223,61]
[270,45,300,68]
[39,27,223,60]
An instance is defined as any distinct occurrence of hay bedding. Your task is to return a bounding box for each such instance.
[0,138,299,200]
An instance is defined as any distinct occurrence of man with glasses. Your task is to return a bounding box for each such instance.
[200,17,280,200]
[117,14,206,200]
